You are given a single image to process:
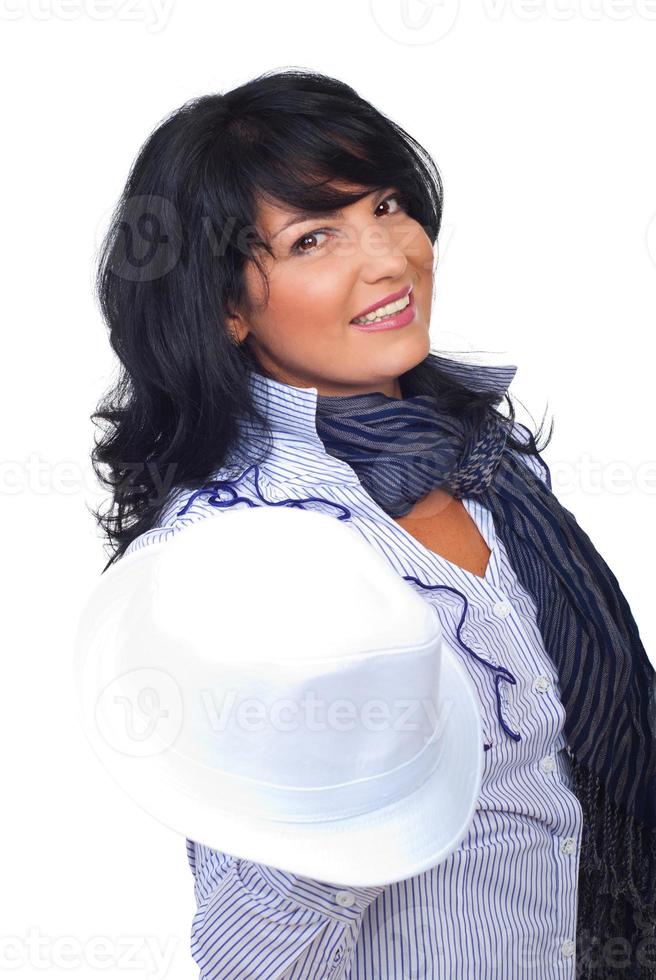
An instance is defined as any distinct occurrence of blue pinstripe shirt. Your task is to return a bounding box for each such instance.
[126,370,583,979]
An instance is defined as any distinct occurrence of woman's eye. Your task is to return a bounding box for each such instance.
[290,192,408,256]
[374,192,408,218]
[290,229,330,256]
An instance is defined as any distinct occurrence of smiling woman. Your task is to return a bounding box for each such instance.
[91,65,544,564]
[90,67,656,980]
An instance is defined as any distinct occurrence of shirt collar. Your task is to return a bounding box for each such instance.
[238,370,360,486]
[247,370,325,442]
[248,354,518,424]
[240,357,517,485]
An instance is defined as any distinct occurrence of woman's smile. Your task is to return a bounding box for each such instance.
[350,287,417,332]
[350,283,413,323]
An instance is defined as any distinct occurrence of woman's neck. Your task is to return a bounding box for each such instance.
[401,486,454,520]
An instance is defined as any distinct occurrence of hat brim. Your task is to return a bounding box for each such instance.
[79,636,484,888]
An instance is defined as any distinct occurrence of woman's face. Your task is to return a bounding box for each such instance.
[228,181,435,398]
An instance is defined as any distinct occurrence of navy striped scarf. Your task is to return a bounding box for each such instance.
[315,354,656,975]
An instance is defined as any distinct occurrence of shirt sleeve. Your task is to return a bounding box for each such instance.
[187,840,385,980]
[122,487,251,558]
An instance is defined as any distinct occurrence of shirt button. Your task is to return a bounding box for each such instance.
[533,674,551,693]
[560,837,577,855]
[492,600,511,618]
[335,890,356,908]
[539,754,556,774]
[561,938,576,957]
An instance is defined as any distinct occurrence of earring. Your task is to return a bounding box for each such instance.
[227,315,244,347]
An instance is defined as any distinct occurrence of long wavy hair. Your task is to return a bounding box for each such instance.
[91,67,553,572]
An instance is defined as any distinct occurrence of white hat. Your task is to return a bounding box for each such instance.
[74,505,483,888]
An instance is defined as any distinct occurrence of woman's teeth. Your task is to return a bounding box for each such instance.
[352,292,411,324]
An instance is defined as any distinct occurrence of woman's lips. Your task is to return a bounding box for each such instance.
[350,283,413,321]
[350,289,416,332]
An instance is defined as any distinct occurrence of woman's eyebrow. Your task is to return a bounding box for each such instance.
[270,188,389,241]
[271,207,346,241]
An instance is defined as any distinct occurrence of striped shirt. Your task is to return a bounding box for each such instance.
[125,370,583,979]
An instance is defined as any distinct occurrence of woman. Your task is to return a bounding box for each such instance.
[91,68,656,979]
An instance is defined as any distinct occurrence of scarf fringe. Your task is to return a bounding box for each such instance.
[571,753,656,978]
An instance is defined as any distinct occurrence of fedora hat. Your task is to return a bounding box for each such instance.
[74,505,484,887]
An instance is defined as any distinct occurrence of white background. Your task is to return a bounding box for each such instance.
[2,2,655,977]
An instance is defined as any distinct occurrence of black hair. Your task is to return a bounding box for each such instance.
[91,67,553,572]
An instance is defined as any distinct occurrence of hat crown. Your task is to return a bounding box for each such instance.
[148,506,439,663]
[89,507,445,813]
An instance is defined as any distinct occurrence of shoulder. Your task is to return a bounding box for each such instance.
[507,420,552,490]
[123,466,257,559]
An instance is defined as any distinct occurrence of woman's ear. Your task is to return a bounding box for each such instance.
[225,311,249,346]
